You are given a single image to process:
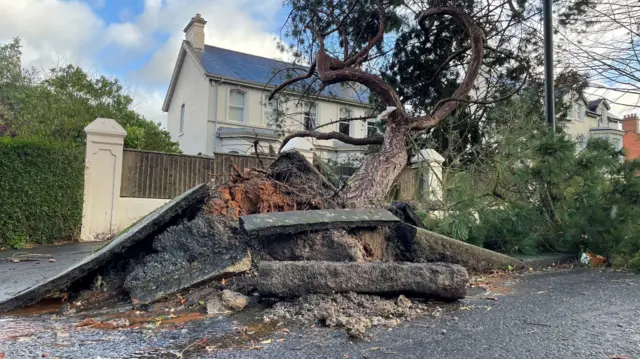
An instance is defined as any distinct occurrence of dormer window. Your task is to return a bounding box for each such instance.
[578,104,585,121]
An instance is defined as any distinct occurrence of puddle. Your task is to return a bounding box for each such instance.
[3,299,63,317]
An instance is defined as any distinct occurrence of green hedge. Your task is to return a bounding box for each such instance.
[0,138,84,248]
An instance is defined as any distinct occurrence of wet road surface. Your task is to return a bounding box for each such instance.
[1,268,639,358]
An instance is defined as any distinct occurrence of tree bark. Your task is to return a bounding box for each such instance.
[345,121,409,207]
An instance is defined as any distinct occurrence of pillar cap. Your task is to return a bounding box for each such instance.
[84,118,127,137]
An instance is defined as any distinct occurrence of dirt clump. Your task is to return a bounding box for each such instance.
[206,151,343,219]
[253,229,365,262]
[263,292,432,339]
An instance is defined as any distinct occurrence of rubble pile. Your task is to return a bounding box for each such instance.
[264,292,436,339]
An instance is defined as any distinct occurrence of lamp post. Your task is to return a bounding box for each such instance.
[543,0,555,130]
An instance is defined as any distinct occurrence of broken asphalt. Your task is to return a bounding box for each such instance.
[1,267,639,358]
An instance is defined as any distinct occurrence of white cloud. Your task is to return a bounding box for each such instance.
[105,22,145,48]
[135,35,183,87]
[131,88,169,127]
[0,0,104,68]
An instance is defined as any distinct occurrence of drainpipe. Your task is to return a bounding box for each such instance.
[211,78,224,154]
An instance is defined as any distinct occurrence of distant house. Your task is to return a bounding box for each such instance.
[558,89,624,151]
[162,14,374,163]
[622,114,640,160]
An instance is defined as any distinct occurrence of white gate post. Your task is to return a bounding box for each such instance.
[80,118,127,241]
[411,149,445,203]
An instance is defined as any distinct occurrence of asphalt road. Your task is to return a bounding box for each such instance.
[1,268,639,359]
[0,242,106,303]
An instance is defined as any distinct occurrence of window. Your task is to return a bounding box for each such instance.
[229,90,246,122]
[577,135,587,151]
[339,108,352,136]
[264,97,280,126]
[578,104,585,121]
[304,104,317,130]
[367,120,378,137]
[179,104,185,133]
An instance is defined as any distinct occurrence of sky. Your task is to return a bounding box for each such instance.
[0,0,290,127]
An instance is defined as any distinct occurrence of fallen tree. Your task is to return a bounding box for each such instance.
[269,1,486,206]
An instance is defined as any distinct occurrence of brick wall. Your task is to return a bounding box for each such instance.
[622,114,640,160]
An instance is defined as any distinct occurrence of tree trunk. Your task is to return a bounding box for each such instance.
[345,121,409,206]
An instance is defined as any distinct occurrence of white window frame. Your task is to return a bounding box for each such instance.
[263,95,280,126]
[228,89,247,123]
[339,107,352,136]
[179,103,185,135]
[366,120,378,137]
[578,104,585,121]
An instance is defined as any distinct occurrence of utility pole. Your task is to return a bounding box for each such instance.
[543,0,555,130]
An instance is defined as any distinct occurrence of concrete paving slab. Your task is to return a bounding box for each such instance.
[0,242,106,303]
[0,184,207,313]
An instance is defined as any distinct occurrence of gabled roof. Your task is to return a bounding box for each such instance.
[587,98,606,112]
[162,42,370,112]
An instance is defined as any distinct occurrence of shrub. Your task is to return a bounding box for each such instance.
[0,138,84,248]
[422,94,640,270]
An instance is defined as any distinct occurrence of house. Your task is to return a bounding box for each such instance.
[622,114,640,160]
[162,14,375,163]
[558,89,624,151]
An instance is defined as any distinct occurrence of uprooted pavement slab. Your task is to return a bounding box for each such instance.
[0,184,208,313]
[124,214,252,306]
[394,223,526,272]
[258,261,469,300]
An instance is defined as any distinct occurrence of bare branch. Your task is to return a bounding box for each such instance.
[269,62,317,101]
[313,115,376,131]
[279,130,383,152]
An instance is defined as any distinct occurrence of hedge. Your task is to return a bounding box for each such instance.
[0,138,84,248]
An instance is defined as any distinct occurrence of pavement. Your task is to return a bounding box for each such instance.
[1,267,639,359]
[0,242,107,303]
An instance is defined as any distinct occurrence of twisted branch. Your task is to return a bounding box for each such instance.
[279,130,383,152]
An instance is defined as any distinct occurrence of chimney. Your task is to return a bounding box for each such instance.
[184,13,207,51]
[623,113,639,133]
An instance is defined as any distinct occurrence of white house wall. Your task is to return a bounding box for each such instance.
[167,52,210,155]
[208,81,372,160]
